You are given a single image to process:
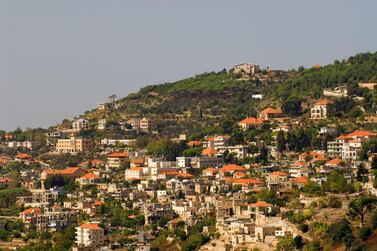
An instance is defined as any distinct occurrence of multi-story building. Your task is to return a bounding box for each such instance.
[20,206,76,232]
[238,117,265,131]
[107,152,128,168]
[139,118,152,132]
[327,130,377,160]
[97,119,107,130]
[7,141,36,149]
[100,138,135,146]
[127,118,152,132]
[202,135,230,149]
[72,119,89,131]
[56,137,93,154]
[311,99,331,119]
[75,223,105,247]
[232,63,260,76]
[259,107,283,120]
[125,167,143,180]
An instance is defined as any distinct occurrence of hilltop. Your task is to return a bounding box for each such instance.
[76,51,377,137]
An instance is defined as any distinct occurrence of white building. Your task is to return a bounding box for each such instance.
[311,99,331,119]
[125,167,143,180]
[232,63,260,76]
[72,119,89,130]
[75,223,104,247]
[101,138,135,146]
[140,118,152,132]
[176,157,191,168]
[327,131,377,160]
[97,119,107,130]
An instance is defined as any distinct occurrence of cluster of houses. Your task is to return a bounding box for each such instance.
[2,90,377,250]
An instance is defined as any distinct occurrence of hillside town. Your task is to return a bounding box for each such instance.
[2,56,377,251]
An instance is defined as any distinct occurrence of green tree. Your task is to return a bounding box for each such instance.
[277,131,286,152]
[326,170,348,193]
[293,235,304,249]
[348,195,377,226]
[276,236,294,251]
[282,98,302,116]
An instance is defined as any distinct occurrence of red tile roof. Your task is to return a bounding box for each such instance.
[325,158,343,166]
[221,164,246,172]
[44,167,84,176]
[15,153,31,159]
[239,117,265,125]
[79,172,101,180]
[249,201,272,207]
[270,171,288,177]
[315,99,332,105]
[231,178,263,185]
[347,130,377,138]
[160,171,194,179]
[260,107,282,114]
[108,152,128,158]
[79,223,102,230]
[202,147,218,156]
[22,208,42,215]
[293,176,309,184]
[293,161,308,167]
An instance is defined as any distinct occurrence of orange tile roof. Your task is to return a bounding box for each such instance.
[0,158,9,165]
[15,153,31,159]
[231,178,263,185]
[260,107,282,114]
[108,152,128,158]
[44,167,84,176]
[160,171,194,179]
[51,204,61,208]
[202,147,218,156]
[128,167,144,171]
[325,158,342,166]
[312,156,326,162]
[0,178,14,183]
[221,164,246,172]
[239,117,265,125]
[293,161,308,167]
[347,130,377,138]
[79,223,102,230]
[249,201,272,207]
[179,173,194,178]
[315,99,332,105]
[4,134,13,139]
[92,201,104,207]
[293,176,309,184]
[22,208,42,215]
[60,167,83,175]
[270,171,288,177]
[79,172,101,180]
[309,151,325,158]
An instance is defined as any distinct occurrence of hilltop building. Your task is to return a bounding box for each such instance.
[56,137,93,154]
[311,99,332,119]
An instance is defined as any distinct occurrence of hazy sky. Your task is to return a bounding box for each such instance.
[1,0,377,131]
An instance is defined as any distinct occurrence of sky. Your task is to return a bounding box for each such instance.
[1,0,377,131]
